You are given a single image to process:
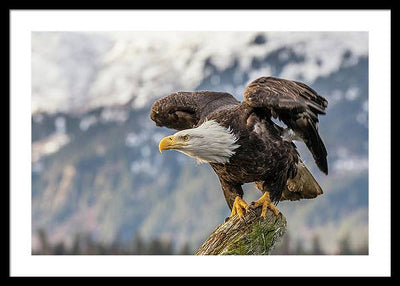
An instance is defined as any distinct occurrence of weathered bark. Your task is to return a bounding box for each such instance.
[195,207,287,255]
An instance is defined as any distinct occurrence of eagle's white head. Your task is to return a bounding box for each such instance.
[158,120,240,164]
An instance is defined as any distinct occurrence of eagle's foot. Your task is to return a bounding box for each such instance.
[250,192,280,219]
[228,196,249,222]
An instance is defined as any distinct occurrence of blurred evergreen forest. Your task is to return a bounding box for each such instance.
[33,229,368,255]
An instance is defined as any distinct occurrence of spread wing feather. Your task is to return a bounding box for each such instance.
[150,91,239,131]
[243,76,329,174]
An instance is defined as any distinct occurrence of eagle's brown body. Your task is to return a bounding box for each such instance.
[204,104,299,205]
[151,76,328,211]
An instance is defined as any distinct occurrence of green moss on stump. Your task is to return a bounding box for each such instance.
[195,208,286,255]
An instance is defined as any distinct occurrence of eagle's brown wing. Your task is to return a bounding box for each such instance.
[243,76,329,174]
[150,91,240,131]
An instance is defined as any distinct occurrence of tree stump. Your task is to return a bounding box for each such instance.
[195,207,287,255]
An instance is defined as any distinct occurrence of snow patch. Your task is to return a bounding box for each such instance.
[345,86,360,101]
[332,147,368,173]
[79,115,98,131]
[100,107,129,124]
[32,133,71,162]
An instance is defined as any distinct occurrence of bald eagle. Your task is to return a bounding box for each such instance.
[150,76,328,220]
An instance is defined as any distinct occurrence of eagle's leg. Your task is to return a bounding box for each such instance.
[229,196,249,221]
[250,192,280,218]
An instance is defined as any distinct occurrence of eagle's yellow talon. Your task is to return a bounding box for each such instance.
[229,196,249,221]
[251,192,280,218]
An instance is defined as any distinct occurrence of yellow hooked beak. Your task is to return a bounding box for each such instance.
[158,135,179,153]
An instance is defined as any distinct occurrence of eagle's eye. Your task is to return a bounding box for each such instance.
[182,134,190,141]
